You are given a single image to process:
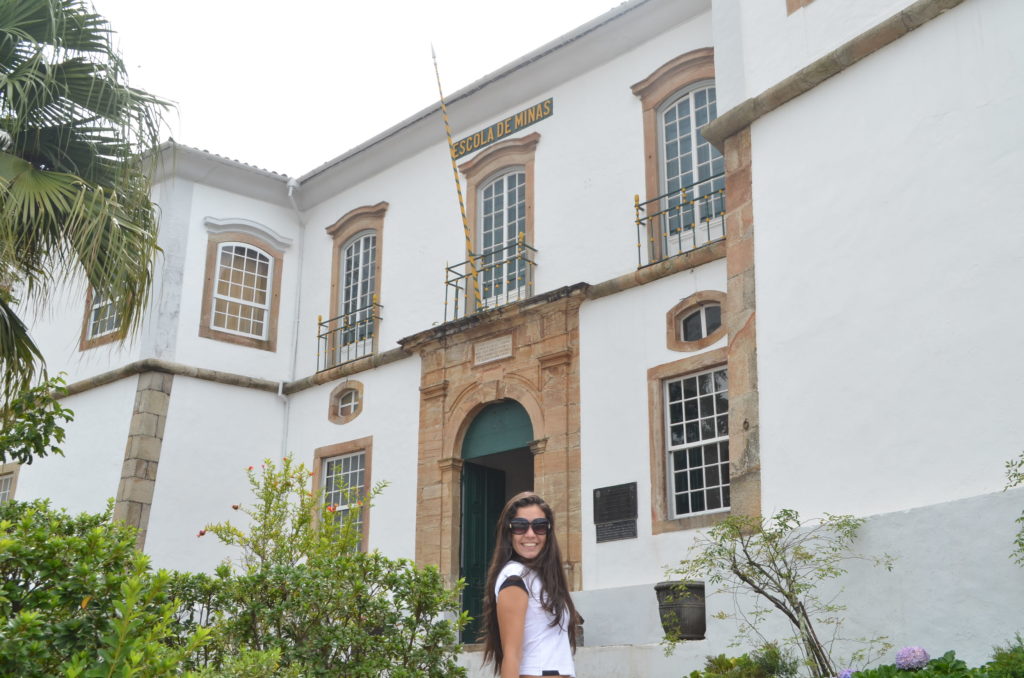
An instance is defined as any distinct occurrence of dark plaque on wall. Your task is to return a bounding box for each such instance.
[593,482,637,543]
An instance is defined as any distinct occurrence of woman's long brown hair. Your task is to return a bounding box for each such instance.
[481,492,580,674]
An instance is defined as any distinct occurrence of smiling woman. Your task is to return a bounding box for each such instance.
[481,492,580,678]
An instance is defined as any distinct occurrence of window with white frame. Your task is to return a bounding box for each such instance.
[212,242,273,339]
[322,451,366,534]
[680,303,722,342]
[479,169,527,304]
[86,290,120,340]
[327,380,364,425]
[336,388,359,418]
[0,474,13,504]
[665,367,729,517]
[338,231,377,347]
[660,82,725,254]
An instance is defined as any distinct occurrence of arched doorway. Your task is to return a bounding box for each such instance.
[460,399,534,643]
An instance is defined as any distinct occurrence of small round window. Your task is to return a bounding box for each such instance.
[681,304,722,342]
[666,290,726,352]
[336,389,359,417]
[328,380,363,424]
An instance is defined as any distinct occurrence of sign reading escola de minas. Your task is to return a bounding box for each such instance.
[452,98,553,160]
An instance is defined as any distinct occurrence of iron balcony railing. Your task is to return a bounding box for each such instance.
[316,301,381,372]
[444,236,536,322]
[634,173,726,267]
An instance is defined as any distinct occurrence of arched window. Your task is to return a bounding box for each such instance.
[328,380,364,425]
[479,168,527,305]
[681,303,722,342]
[342,232,378,327]
[659,82,725,255]
[632,48,724,262]
[212,242,273,339]
[458,133,539,314]
[324,203,386,370]
[199,227,286,352]
[666,290,727,352]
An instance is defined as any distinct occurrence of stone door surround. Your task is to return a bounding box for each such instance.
[401,286,585,590]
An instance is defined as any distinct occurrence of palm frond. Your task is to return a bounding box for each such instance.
[0,292,45,406]
[0,0,171,407]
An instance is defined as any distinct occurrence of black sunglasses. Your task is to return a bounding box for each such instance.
[509,518,550,535]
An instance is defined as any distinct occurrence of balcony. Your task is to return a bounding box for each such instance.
[634,173,726,267]
[444,237,536,322]
[316,302,382,372]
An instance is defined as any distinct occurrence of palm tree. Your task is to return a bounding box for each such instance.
[0,0,168,406]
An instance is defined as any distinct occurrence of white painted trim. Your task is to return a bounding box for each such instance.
[203,217,293,251]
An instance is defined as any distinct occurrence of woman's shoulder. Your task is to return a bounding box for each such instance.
[497,560,528,579]
[494,560,533,596]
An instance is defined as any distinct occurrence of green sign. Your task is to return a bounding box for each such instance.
[452,98,553,160]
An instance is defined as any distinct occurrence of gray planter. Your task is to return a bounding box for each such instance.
[654,580,706,640]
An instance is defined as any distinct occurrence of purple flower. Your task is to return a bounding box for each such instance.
[895,647,930,670]
[837,669,854,678]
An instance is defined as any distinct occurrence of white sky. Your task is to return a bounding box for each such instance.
[91,0,619,178]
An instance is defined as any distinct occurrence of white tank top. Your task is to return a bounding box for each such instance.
[494,561,575,677]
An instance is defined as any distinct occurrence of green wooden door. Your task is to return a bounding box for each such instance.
[460,461,505,643]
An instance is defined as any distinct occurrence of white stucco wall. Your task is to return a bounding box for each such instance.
[712,0,923,112]
[170,183,301,381]
[292,12,714,373]
[13,377,137,515]
[23,281,144,383]
[145,376,285,572]
[579,258,727,591]
[752,0,1024,517]
[284,355,423,561]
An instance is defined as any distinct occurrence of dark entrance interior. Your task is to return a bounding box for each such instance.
[460,400,534,643]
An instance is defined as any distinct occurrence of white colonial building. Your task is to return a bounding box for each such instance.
[8,0,1023,675]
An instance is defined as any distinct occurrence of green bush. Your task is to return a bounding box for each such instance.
[987,634,1024,678]
[63,572,209,678]
[178,457,467,677]
[192,648,301,678]
[689,644,800,678]
[852,645,1024,678]
[0,375,74,465]
[0,499,207,677]
[854,651,978,678]
[0,499,143,676]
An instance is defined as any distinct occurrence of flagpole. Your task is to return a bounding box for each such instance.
[431,45,481,309]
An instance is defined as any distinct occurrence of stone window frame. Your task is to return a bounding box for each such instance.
[648,346,738,534]
[667,290,727,352]
[0,463,20,503]
[458,133,540,309]
[632,48,717,262]
[312,436,373,551]
[327,380,364,425]
[199,230,285,352]
[326,202,387,356]
[79,286,124,351]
